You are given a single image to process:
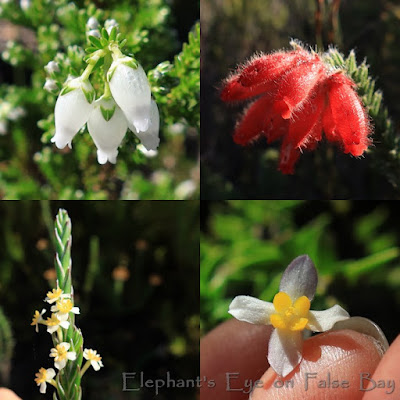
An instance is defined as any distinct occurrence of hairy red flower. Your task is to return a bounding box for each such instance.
[221,43,372,174]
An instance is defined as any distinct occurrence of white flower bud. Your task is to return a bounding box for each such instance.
[175,180,197,199]
[44,78,58,93]
[87,17,99,30]
[128,100,160,151]
[87,98,128,164]
[45,61,60,74]
[20,0,30,10]
[108,58,151,133]
[87,29,101,38]
[105,19,118,34]
[51,77,95,149]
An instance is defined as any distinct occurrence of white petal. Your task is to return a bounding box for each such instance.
[87,98,128,164]
[279,255,318,301]
[55,359,66,370]
[108,61,151,133]
[307,305,350,332]
[92,360,100,371]
[228,295,274,325]
[268,328,303,377]
[61,342,70,350]
[47,368,56,379]
[60,320,70,329]
[52,78,94,149]
[47,325,58,334]
[40,382,47,394]
[72,307,80,314]
[67,352,77,361]
[129,100,160,150]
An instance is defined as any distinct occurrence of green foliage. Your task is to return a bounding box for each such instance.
[0,0,199,199]
[201,201,400,338]
[323,49,400,190]
[0,307,15,386]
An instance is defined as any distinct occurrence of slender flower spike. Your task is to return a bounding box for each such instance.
[31,309,46,333]
[50,342,77,370]
[51,77,95,149]
[83,349,104,371]
[51,298,80,321]
[228,255,350,377]
[34,367,56,394]
[45,313,70,334]
[87,97,128,164]
[108,57,151,133]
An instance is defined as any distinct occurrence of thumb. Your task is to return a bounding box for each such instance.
[0,388,22,400]
[250,329,383,400]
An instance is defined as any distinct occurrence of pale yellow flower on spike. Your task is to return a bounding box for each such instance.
[81,349,104,375]
[45,313,70,334]
[34,367,56,394]
[50,342,76,370]
[51,298,80,322]
[44,287,70,304]
[31,309,46,333]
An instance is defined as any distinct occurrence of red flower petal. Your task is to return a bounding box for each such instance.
[221,50,312,103]
[273,56,326,119]
[233,95,275,145]
[326,72,372,156]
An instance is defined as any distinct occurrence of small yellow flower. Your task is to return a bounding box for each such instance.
[45,287,68,304]
[45,313,70,334]
[83,348,104,371]
[34,367,56,393]
[51,298,80,321]
[31,309,46,333]
[50,342,76,370]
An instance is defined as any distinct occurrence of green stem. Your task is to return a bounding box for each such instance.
[80,361,91,377]
[81,63,95,81]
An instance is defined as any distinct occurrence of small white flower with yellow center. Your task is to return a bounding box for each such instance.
[34,367,56,394]
[51,298,80,322]
[31,309,46,333]
[228,255,350,377]
[50,342,77,370]
[45,313,70,334]
[81,349,104,374]
[44,287,69,304]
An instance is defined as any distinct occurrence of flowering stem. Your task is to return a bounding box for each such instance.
[80,360,91,377]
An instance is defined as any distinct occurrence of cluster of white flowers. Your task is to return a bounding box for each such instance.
[31,286,103,394]
[47,18,160,164]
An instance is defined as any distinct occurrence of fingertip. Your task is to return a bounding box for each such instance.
[251,329,383,400]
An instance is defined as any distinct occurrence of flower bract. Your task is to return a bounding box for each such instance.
[228,255,350,377]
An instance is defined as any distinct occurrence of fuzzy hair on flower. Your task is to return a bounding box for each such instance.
[228,255,350,377]
[220,40,372,174]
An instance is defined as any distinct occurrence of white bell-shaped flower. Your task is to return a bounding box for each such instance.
[128,99,160,151]
[87,97,128,164]
[108,57,151,133]
[51,77,95,149]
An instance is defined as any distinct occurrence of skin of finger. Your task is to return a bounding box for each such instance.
[250,330,383,400]
[201,319,273,400]
[0,388,22,400]
[362,334,400,400]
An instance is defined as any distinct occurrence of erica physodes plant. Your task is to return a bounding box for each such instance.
[220,41,372,174]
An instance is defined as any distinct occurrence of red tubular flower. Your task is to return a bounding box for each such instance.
[220,43,373,174]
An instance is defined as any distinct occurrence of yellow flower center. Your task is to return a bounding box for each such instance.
[46,314,60,327]
[34,367,47,384]
[55,345,68,361]
[270,291,310,331]
[86,350,101,362]
[56,299,73,313]
[47,288,62,300]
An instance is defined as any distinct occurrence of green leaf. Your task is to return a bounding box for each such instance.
[60,86,75,96]
[109,26,117,41]
[88,35,102,49]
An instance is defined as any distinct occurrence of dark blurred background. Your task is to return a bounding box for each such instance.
[201,0,400,199]
[0,201,199,399]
